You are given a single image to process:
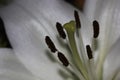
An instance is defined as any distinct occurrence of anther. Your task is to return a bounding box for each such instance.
[74,10,81,28]
[57,52,69,67]
[45,36,57,53]
[86,45,93,59]
[0,17,12,48]
[56,22,66,39]
[93,20,99,38]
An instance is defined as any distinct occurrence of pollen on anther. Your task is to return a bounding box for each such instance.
[56,22,66,39]
[93,20,99,38]
[45,36,57,53]
[58,52,69,67]
[74,10,81,28]
[86,45,93,59]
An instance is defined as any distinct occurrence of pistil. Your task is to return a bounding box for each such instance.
[63,21,88,80]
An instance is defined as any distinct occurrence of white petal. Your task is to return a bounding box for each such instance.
[97,0,120,50]
[104,38,120,80]
[0,48,38,80]
[84,0,99,20]
[0,0,76,80]
[0,70,40,80]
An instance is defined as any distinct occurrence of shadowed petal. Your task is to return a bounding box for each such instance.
[0,48,39,80]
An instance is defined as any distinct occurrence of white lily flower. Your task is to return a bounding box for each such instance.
[0,0,120,80]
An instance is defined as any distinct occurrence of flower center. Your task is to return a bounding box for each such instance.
[45,10,100,80]
[45,10,118,80]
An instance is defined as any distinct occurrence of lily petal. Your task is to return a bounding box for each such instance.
[84,0,99,20]
[104,37,120,80]
[0,48,39,80]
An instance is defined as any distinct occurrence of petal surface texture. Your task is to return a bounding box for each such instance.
[0,48,39,80]
[84,0,120,49]
[104,38,120,80]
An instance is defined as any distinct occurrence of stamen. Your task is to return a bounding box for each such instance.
[93,20,99,38]
[86,45,95,79]
[56,22,66,39]
[57,52,69,67]
[45,36,57,53]
[74,12,89,75]
[91,38,99,51]
[0,17,12,48]
[74,10,81,28]
[86,45,93,59]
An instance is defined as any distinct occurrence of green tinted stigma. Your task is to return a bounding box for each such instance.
[63,20,76,33]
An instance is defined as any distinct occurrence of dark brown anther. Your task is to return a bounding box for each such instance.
[56,22,66,39]
[58,52,69,67]
[45,36,57,53]
[0,17,12,48]
[74,10,81,28]
[93,20,99,38]
[86,45,93,59]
